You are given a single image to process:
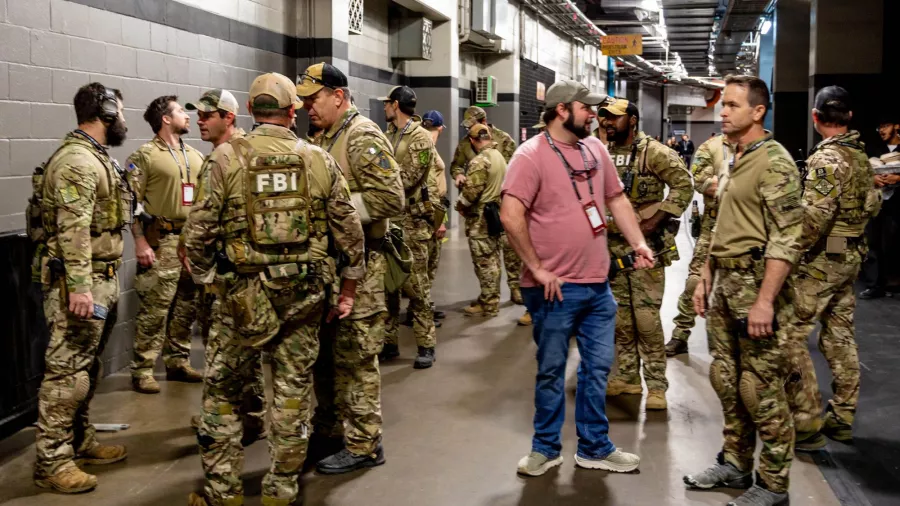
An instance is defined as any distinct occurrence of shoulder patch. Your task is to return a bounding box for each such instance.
[418,149,431,166]
[59,185,80,204]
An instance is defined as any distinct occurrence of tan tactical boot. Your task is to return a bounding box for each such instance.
[77,443,128,465]
[35,464,97,494]
[463,303,497,317]
[187,492,211,506]
[167,365,203,383]
[517,311,533,326]
[191,415,201,430]
[646,390,668,410]
[606,379,642,396]
[511,288,524,305]
[132,375,161,394]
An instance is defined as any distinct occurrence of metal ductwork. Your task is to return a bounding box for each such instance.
[714,0,771,75]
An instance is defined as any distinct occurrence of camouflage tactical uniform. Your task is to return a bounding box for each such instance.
[606,132,692,393]
[308,106,404,455]
[706,133,803,493]
[127,136,205,380]
[450,123,521,293]
[785,131,880,438]
[182,123,365,506]
[34,131,131,480]
[385,116,437,350]
[671,135,733,343]
[428,146,448,286]
[456,142,507,313]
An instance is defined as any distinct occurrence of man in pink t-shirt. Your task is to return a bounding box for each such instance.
[501,81,653,477]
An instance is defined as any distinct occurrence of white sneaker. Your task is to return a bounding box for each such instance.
[574,449,640,472]
[517,452,564,476]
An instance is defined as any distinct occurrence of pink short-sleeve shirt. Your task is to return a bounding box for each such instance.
[501,133,623,287]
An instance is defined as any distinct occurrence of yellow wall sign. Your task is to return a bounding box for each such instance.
[601,34,643,56]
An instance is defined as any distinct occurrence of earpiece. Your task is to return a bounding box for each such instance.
[97,87,119,124]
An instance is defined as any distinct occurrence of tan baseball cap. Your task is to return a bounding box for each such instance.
[249,73,301,109]
[186,89,239,114]
[545,80,610,109]
[296,63,349,98]
[599,98,639,117]
[461,106,487,128]
[468,123,492,140]
[532,120,547,130]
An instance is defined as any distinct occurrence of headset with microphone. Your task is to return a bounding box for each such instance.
[96,87,120,124]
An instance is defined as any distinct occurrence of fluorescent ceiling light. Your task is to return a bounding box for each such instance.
[761,19,772,35]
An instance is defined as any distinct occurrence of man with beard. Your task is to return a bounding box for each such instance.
[128,96,206,393]
[600,99,692,410]
[33,83,130,493]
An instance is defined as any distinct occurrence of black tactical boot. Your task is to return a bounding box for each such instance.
[316,445,385,475]
[413,347,435,369]
[379,343,400,362]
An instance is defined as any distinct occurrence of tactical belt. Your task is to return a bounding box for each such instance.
[91,259,121,279]
[158,218,185,236]
[237,262,317,281]
[710,247,765,270]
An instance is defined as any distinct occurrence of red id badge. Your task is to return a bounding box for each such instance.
[182,183,195,206]
[583,200,606,235]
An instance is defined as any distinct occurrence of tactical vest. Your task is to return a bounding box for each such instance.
[222,137,330,270]
[329,115,390,239]
[27,144,68,244]
[614,136,666,207]
[822,141,881,237]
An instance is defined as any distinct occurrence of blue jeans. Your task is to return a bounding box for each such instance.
[523,282,617,460]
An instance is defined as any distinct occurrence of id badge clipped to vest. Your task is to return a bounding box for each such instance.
[182,183,195,206]
[583,200,606,235]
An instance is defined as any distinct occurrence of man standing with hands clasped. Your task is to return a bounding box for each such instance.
[501,80,652,477]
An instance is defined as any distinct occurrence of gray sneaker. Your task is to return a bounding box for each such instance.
[516,452,563,476]
[728,484,790,506]
[574,449,640,473]
[683,461,753,489]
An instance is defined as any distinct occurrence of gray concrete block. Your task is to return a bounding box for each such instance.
[233,91,249,111]
[123,108,152,140]
[0,62,7,99]
[165,55,190,84]
[121,78,171,112]
[91,74,124,97]
[165,26,179,55]
[188,59,210,87]
[50,0,90,38]
[221,66,244,94]
[70,38,107,73]
[107,45,137,78]
[199,35,219,62]
[176,31,200,59]
[0,176,31,217]
[0,23,31,65]
[10,140,59,178]
[176,84,201,105]
[0,139,10,177]
[136,49,167,82]
[8,0,50,30]
[52,69,90,104]
[9,64,51,103]
[30,30,70,69]
[150,22,167,53]
[0,0,6,23]
[30,103,74,139]
[218,40,240,68]
[208,64,228,90]
[88,7,123,45]
[122,16,151,50]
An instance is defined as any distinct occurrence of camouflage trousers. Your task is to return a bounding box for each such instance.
[35,272,119,477]
[707,265,794,493]
[131,234,197,377]
[386,216,435,348]
[467,234,502,312]
[672,220,713,341]
[313,251,386,455]
[610,266,668,392]
[785,253,862,432]
[198,274,325,506]
[428,234,443,285]
[501,233,522,291]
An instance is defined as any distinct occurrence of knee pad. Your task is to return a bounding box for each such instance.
[739,371,763,415]
[72,371,91,404]
[708,361,727,398]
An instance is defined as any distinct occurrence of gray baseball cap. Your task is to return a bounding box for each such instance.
[544,80,610,109]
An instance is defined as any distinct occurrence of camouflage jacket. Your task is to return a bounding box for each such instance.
[458,144,507,238]
[182,124,365,284]
[710,133,804,264]
[691,135,734,216]
[450,124,516,178]
[42,131,130,293]
[386,115,434,204]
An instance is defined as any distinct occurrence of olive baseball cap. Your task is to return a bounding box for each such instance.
[545,80,610,109]
[296,63,349,97]
[378,86,417,106]
[461,106,487,128]
[186,89,239,114]
[249,73,301,109]
[468,123,492,140]
[600,98,640,119]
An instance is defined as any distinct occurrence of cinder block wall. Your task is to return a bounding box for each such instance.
[0,0,295,375]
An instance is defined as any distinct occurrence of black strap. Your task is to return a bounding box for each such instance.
[391,118,413,154]
[543,131,598,201]
[325,112,359,154]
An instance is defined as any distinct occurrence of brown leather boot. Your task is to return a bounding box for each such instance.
[132,375,161,394]
[646,390,668,410]
[167,365,203,383]
[35,464,97,494]
[511,288,524,305]
[517,311,532,326]
[606,379,642,396]
[77,443,128,465]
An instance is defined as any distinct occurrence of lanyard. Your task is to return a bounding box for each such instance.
[544,131,598,201]
[728,138,765,174]
[165,138,191,182]
[325,112,359,154]
[391,118,413,154]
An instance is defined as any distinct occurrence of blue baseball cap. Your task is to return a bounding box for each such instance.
[422,110,444,128]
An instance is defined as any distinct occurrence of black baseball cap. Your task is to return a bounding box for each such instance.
[296,63,349,97]
[378,86,417,106]
[814,86,851,113]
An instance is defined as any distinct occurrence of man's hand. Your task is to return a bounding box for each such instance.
[69,292,94,319]
[455,174,467,188]
[886,174,900,185]
[639,211,667,236]
[135,236,156,267]
[633,243,655,269]
[327,294,355,322]
[435,223,447,240]
[692,278,708,318]
[533,267,563,302]
[747,298,776,338]
[177,244,191,274]
[705,176,719,197]
[875,175,887,188]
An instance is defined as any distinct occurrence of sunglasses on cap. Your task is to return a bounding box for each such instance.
[298,73,335,90]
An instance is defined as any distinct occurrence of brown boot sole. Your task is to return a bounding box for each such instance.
[646,401,668,410]
[607,384,643,396]
[132,383,160,394]
[76,454,127,466]
[166,371,203,383]
[35,478,97,494]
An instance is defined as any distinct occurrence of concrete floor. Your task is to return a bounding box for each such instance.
[0,227,842,506]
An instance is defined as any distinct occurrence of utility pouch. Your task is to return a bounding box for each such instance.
[383,226,412,294]
[228,277,281,347]
[483,201,503,237]
[826,236,847,255]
